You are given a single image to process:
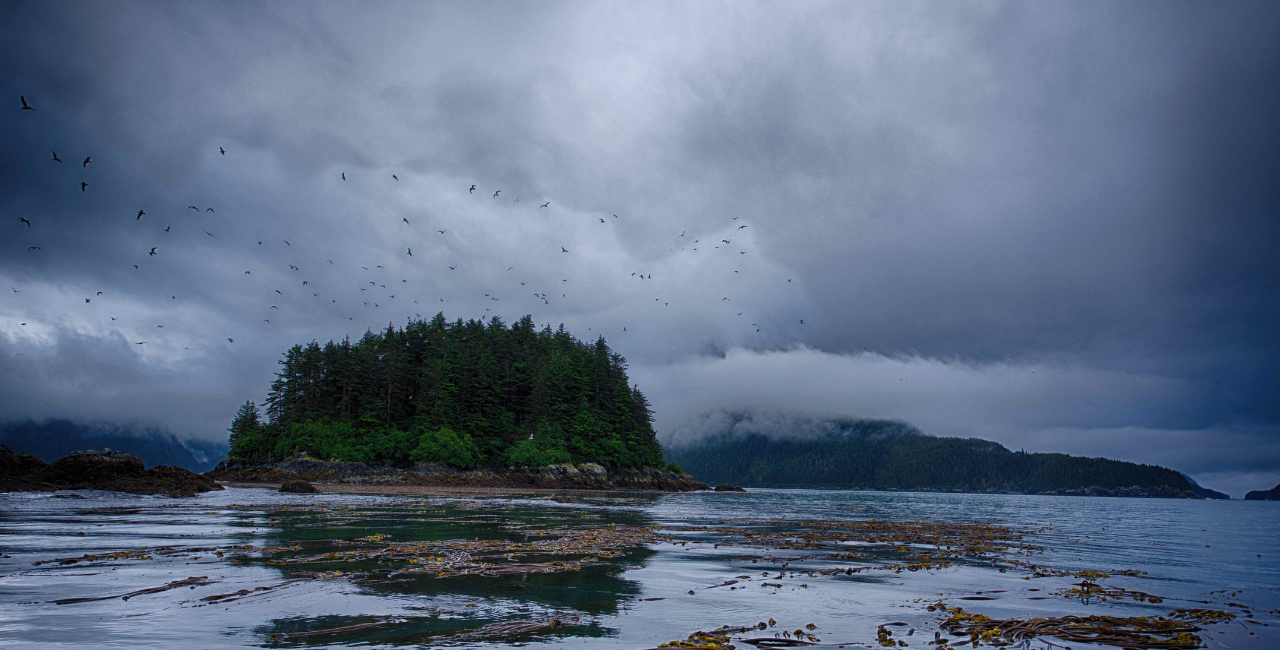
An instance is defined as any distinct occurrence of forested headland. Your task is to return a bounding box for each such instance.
[665,416,1228,498]
[227,314,669,471]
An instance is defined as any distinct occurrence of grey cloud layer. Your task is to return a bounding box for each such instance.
[1,1,1277,491]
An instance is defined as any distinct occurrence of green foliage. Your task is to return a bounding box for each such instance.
[410,427,478,468]
[233,313,665,468]
[228,400,271,460]
[666,423,1199,493]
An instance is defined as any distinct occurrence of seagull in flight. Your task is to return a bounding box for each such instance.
[51,151,61,163]
[402,217,409,224]
[188,206,198,211]
[437,230,446,234]
[27,246,41,251]
[20,95,36,111]
[10,288,18,293]
[220,146,226,155]
[560,246,568,253]
[137,209,145,220]
[448,265,457,270]
[392,174,398,181]
[599,218,605,223]
[83,156,91,167]
[149,247,157,256]
[506,267,514,271]
[204,231,214,237]
[341,172,346,181]
[407,248,412,256]
[738,225,747,230]
[282,240,291,246]
[493,190,501,198]
[799,319,805,324]
[81,182,88,192]
[227,338,234,343]
[540,202,550,208]
[18,217,31,227]
[270,305,279,310]
[206,207,214,212]
[164,226,170,232]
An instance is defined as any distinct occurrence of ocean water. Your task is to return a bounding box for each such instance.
[1,487,1277,649]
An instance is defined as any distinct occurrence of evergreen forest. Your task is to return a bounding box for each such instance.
[665,418,1226,497]
[227,314,667,470]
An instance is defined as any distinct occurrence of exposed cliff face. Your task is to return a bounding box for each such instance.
[1244,484,1280,501]
[208,457,708,492]
[0,445,224,497]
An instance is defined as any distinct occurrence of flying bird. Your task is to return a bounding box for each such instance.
[270,305,279,310]
[83,156,91,167]
[599,218,605,223]
[20,95,36,111]
[469,184,476,194]
[341,172,346,181]
[326,260,334,264]
[164,226,170,232]
[407,248,412,256]
[204,231,214,237]
[137,209,145,220]
[10,288,18,293]
[738,225,747,230]
[245,271,250,275]
[206,208,214,212]
[188,206,198,210]
[227,338,234,343]
[799,319,805,324]
[448,265,457,270]
[18,217,30,227]
[85,298,90,303]
[437,230,446,234]
[392,174,398,181]
[275,290,282,294]
[133,265,139,269]
[28,246,41,250]
[149,247,157,256]
[282,240,291,246]
[402,217,409,224]
[560,246,568,253]
[97,292,102,296]
[51,151,61,163]
[539,202,549,208]
[80,182,87,192]
[220,146,225,155]
[506,267,513,271]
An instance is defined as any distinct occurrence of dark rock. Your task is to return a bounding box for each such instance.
[714,484,747,492]
[280,479,319,494]
[208,458,709,492]
[0,445,223,497]
[1244,484,1280,501]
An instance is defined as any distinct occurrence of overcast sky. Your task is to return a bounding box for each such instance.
[2,1,1277,496]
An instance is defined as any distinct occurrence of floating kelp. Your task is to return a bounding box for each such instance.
[53,576,218,605]
[1059,579,1165,604]
[451,616,578,640]
[652,624,763,649]
[936,605,1220,649]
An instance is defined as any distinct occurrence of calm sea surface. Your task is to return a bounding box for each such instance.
[1,487,1277,649]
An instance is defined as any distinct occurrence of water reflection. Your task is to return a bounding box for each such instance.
[1,488,1278,649]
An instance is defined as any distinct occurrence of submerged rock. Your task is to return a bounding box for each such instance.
[0,445,223,497]
[280,479,319,494]
[208,457,709,492]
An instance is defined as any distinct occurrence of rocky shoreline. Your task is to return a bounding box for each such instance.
[207,457,710,492]
[0,445,224,497]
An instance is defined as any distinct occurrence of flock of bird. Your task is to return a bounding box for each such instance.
[9,93,805,354]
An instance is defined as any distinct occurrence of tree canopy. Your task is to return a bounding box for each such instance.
[228,314,665,469]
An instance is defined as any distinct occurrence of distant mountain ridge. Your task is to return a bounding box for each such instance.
[0,419,227,474]
[665,414,1228,499]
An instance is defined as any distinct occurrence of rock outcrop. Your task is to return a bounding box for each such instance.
[1244,484,1280,501]
[280,479,319,494]
[0,446,224,497]
[208,457,708,492]
[713,484,747,492]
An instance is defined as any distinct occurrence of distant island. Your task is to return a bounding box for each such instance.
[1245,484,1280,501]
[218,314,700,490]
[0,419,227,473]
[665,416,1228,499]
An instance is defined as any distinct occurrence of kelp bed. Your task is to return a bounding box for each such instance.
[12,498,1269,649]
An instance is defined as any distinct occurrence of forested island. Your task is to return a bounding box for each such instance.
[665,416,1228,499]
[225,314,674,477]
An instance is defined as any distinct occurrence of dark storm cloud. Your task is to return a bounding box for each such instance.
[1,1,1277,493]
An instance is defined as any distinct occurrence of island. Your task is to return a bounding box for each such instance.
[210,314,706,491]
[664,416,1229,499]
